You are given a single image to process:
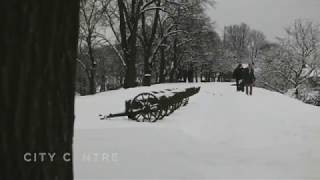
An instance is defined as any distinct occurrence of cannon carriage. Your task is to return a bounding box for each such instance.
[100,87,200,122]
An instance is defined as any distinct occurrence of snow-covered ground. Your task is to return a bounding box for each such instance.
[74,83,320,179]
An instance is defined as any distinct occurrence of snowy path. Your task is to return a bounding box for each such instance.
[74,83,320,179]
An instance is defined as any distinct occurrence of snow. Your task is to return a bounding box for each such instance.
[309,68,320,78]
[74,83,320,179]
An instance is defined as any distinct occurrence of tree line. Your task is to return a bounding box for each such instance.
[2,1,320,179]
[220,20,320,105]
[77,0,218,94]
[256,20,320,105]
[77,0,320,104]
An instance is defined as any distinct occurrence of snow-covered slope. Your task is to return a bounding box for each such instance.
[74,83,320,179]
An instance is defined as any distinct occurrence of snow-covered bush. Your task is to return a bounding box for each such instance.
[286,87,320,106]
[300,88,320,106]
[256,19,320,106]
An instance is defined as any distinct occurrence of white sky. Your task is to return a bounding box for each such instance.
[206,0,320,41]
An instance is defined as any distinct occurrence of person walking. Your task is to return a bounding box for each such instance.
[233,64,243,91]
[243,63,255,95]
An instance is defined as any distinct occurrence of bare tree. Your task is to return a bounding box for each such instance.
[258,20,320,97]
[157,5,183,83]
[278,20,320,97]
[139,0,161,86]
[248,30,267,63]
[98,0,216,86]
[79,0,111,94]
[116,0,144,88]
[223,23,251,62]
[139,0,192,85]
[172,0,216,82]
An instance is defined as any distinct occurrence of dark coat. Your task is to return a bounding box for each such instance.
[233,67,243,80]
[243,68,255,84]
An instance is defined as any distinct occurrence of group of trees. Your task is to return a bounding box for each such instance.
[221,23,267,69]
[203,19,320,105]
[213,20,320,105]
[77,0,218,94]
[76,0,320,106]
[3,1,320,179]
[256,19,320,104]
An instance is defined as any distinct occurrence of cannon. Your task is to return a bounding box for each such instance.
[100,86,201,122]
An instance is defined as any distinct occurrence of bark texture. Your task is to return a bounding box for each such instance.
[1,0,79,179]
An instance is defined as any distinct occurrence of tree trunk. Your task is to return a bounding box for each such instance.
[124,58,137,88]
[169,66,176,82]
[159,43,166,83]
[1,1,79,179]
[118,0,140,89]
[80,77,87,95]
[142,51,152,86]
[100,75,106,92]
[87,34,96,94]
[89,70,96,94]
[140,0,160,86]
[195,70,198,83]
[295,86,300,99]
[169,39,178,82]
[123,33,139,88]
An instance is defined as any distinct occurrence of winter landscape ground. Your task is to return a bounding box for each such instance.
[74,83,320,179]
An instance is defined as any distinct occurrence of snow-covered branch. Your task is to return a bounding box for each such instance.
[262,81,286,94]
[272,70,297,86]
[95,33,126,67]
[76,58,87,71]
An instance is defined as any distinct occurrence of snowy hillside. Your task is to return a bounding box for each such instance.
[74,83,320,179]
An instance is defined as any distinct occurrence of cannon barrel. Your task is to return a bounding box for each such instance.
[106,112,128,118]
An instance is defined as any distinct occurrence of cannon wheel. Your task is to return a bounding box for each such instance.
[172,99,182,111]
[165,103,176,116]
[131,93,161,122]
[182,97,189,106]
[158,104,169,120]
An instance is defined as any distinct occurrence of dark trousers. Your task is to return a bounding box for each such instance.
[245,84,253,95]
[236,79,240,91]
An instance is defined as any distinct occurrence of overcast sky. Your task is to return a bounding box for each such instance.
[206,0,320,41]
